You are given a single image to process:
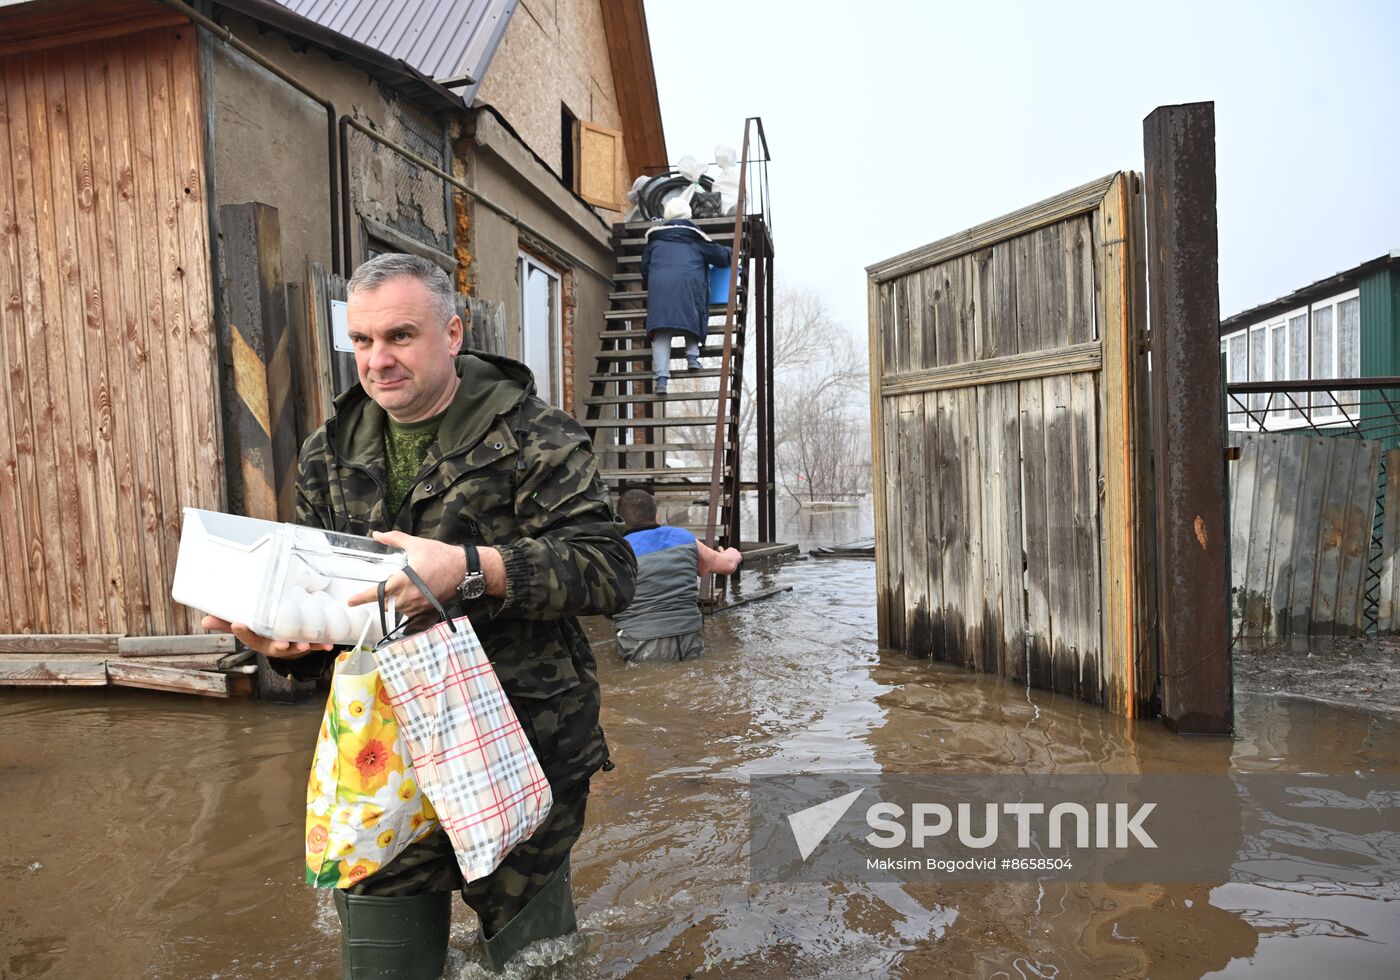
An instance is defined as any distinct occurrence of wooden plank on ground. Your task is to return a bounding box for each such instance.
[0,659,108,686]
[0,634,121,654]
[124,653,225,670]
[107,659,232,698]
[117,634,236,657]
[1379,449,1400,631]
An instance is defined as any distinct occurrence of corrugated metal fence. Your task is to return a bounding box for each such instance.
[1229,432,1380,637]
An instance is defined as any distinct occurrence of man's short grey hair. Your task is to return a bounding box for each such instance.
[348,253,455,324]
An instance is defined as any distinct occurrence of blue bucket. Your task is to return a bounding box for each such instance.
[708,266,731,306]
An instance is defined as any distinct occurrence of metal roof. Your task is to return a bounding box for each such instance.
[1220,249,1400,333]
[275,0,516,95]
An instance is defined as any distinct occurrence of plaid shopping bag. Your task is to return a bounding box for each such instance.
[374,616,553,882]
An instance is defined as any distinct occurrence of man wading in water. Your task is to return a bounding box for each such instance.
[203,253,636,976]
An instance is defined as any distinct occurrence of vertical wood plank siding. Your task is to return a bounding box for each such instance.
[867,174,1154,715]
[1231,432,1381,638]
[0,27,222,637]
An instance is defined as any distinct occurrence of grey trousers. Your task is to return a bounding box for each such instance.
[651,330,700,381]
[617,629,704,663]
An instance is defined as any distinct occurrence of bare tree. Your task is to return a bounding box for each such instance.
[661,286,871,503]
[769,324,870,502]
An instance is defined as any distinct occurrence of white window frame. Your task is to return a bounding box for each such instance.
[517,253,563,408]
[1311,288,1361,422]
[1224,292,1360,431]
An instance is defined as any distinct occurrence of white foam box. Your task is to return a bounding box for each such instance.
[172,508,407,645]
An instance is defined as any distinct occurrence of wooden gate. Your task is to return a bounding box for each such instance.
[866,173,1156,716]
[0,26,221,638]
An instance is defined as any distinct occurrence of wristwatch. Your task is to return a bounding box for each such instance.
[458,544,486,601]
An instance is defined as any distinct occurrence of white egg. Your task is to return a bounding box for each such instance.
[272,599,302,641]
[303,572,332,593]
[298,596,326,642]
[321,598,352,645]
[342,603,371,647]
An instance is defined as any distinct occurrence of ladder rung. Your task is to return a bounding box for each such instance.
[589,368,725,382]
[599,442,726,453]
[589,416,726,428]
[600,329,744,343]
[600,467,729,480]
[604,305,731,320]
[596,346,728,362]
[583,391,722,405]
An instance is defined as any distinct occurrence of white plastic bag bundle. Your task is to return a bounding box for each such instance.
[624,174,648,223]
[659,154,705,214]
[712,144,740,216]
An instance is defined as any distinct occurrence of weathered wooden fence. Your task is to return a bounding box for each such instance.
[866,173,1157,716]
[1229,432,1381,638]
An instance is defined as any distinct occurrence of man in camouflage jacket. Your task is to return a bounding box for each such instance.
[203,254,635,974]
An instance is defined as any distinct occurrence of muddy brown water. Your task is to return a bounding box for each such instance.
[3,503,1398,978]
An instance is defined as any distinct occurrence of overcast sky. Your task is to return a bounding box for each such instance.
[646,0,1400,339]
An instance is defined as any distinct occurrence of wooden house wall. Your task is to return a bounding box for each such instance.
[0,26,222,638]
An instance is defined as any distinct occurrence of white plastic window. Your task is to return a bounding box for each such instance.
[518,254,562,407]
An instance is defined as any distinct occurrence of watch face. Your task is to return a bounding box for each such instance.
[461,575,486,601]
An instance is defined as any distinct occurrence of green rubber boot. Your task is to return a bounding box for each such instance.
[479,857,578,972]
[332,888,452,980]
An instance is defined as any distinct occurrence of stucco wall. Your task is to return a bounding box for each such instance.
[459,109,615,421]
[475,0,630,220]
[206,9,616,425]
[208,11,453,284]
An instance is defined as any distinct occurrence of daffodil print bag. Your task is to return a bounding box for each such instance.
[305,615,439,889]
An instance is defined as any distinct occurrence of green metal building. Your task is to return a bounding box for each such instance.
[1221,250,1400,431]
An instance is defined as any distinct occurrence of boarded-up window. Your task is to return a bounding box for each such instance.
[578,121,622,210]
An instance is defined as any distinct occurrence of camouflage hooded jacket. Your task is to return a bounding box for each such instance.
[289,352,636,738]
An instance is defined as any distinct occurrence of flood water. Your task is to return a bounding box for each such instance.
[3,500,1398,978]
